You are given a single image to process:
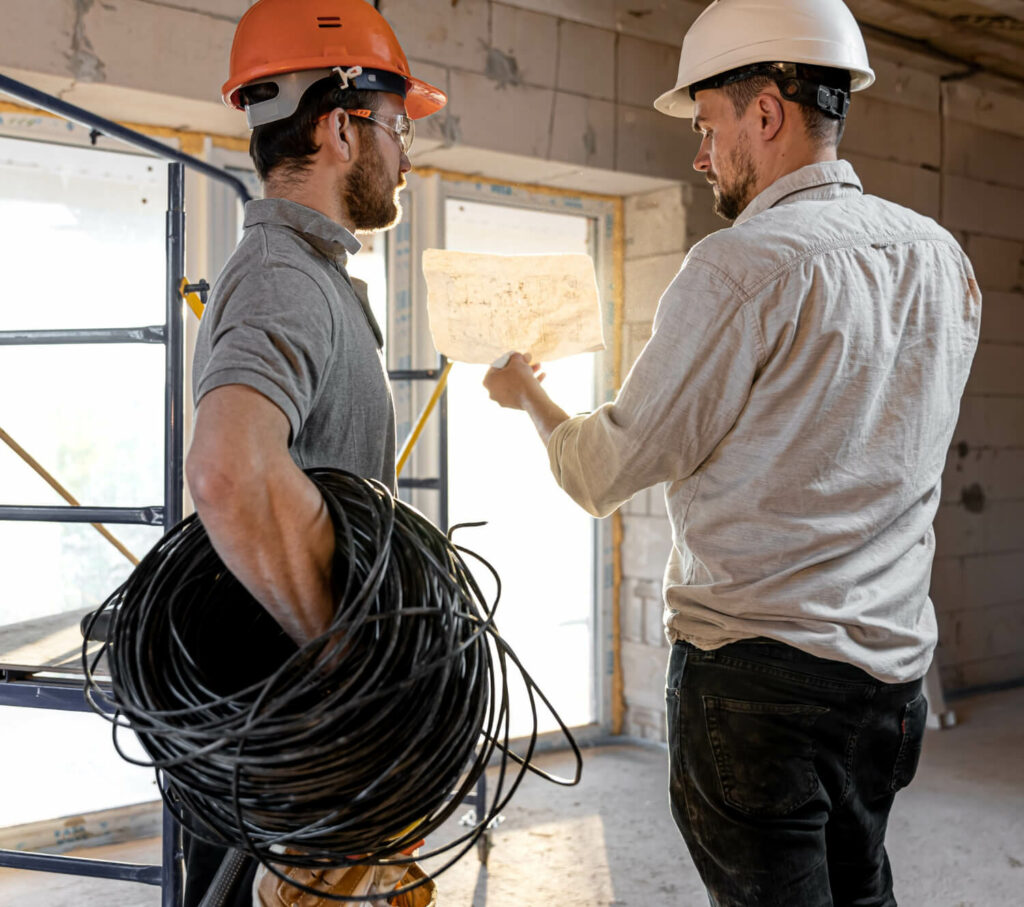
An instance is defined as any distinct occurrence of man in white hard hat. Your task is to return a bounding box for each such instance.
[484,0,980,903]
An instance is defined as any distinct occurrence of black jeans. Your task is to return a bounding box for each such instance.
[666,639,927,907]
[182,829,257,907]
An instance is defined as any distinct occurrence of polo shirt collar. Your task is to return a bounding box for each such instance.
[243,198,362,257]
[734,159,863,226]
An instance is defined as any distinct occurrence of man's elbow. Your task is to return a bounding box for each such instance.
[186,452,247,520]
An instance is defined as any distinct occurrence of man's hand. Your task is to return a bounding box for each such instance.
[483,352,545,410]
[483,352,569,445]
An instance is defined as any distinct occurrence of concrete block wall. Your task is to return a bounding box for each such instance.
[931,78,1024,692]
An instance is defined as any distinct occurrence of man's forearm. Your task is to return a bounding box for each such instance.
[520,381,570,445]
[193,466,337,645]
[187,385,338,646]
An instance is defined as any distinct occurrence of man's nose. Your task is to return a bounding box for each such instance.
[400,151,412,174]
[693,146,710,173]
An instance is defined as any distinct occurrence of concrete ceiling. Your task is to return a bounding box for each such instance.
[848,0,1024,84]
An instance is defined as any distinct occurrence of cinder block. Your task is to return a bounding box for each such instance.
[844,153,940,220]
[928,555,965,614]
[610,1,702,45]
[940,648,1024,694]
[622,639,670,710]
[842,96,940,169]
[625,185,686,260]
[933,500,984,558]
[556,20,616,101]
[966,235,1024,293]
[488,4,558,89]
[616,34,679,109]
[963,552,1024,610]
[616,103,697,182]
[83,0,236,103]
[621,513,674,579]
[379,0,489,75]
[867,56,939,114]
[962,236,1019,292]
[943,80,1024,143]
[981,500,1024,553]
[943,174,1024,242]
[938,600,1024,665]
[437,69,555,158]
[965,343,1024,396]
[624,253,681,324]
[621,578,645,642]
[163,0,248,17]
[643,595,666,647]
[978,292,1024,344]
[944,444,1024,508]
[0,0,75,80]
[624,703,667,742]
[548,91,616,169]
[497,0,617,32]
[978,448,1024,502]
[487,0,700,46]
[953,396,1024,448]
[945,120,1024,191]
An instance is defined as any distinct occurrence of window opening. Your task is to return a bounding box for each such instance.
[444,198,597,738]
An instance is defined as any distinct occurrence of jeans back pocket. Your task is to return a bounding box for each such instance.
[890,693,927,792]
[703,696,829,817]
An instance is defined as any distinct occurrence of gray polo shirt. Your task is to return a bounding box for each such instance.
[548,160,981,683]
[192,198,395,489]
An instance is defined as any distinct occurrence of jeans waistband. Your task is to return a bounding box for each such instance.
[675,637,887,687]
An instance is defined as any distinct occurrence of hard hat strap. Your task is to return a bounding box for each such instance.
[777,77,850,119]
[689,62,850,119]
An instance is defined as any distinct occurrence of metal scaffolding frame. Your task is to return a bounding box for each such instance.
[0,72,248,907]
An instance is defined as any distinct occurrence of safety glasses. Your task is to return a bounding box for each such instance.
[318,108,414,154]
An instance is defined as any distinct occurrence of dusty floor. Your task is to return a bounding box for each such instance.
[1,686,1020,906]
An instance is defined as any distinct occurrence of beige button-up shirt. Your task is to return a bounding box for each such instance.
[548,160,981,682]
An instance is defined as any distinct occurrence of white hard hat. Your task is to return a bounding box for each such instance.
[655,0,875,119]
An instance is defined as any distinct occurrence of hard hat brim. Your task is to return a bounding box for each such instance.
[406,76,447,120]
[223,63,447,117]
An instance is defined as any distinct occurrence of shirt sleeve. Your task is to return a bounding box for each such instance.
[547,256,765,517]
[194,264,335,442]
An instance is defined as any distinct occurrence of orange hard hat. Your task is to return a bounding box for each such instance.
[221,0,446,124]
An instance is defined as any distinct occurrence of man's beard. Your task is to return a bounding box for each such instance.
[710,132,757,221]
[344,131,405,232]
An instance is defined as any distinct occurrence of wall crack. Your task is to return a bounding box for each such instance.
[67,0,106,84]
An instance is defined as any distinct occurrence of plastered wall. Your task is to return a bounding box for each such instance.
[1,0,1021,730]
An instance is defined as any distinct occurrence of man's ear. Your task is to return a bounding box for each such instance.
[322,108,355,163]
[756,93,785,142]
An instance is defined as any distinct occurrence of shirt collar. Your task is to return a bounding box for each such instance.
[733,159,863,226]
[243,198,362,259]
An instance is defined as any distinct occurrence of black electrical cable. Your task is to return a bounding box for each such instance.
[82,467,581,902]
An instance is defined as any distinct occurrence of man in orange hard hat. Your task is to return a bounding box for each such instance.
[184,1,444,904]
[484,0,980,904]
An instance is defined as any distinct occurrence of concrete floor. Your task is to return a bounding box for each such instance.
[1,686,1020,906]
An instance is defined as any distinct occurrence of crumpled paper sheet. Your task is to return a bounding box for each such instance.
[422,249,605,364]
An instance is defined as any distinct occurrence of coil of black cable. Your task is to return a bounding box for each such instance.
[83,467,581,901]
